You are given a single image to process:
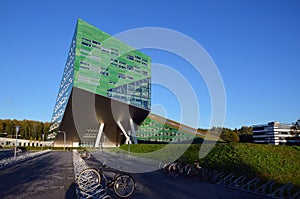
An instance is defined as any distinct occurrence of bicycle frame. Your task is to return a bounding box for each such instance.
[96,165,131,188]
[77,162,136,198]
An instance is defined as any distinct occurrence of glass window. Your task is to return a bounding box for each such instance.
[127,55,134,60]
[127,65,133,70]
[118,73,126,79]
[92,44,101,49]
[111,52,118,56]
[141,71,148,76]
[90,56,101,61]
[111,63,118,67]
[82,37,91,42]
[127,75,133,80]
[80,65,90,70]
[80,61,90,66]
[82,42,91,47]
[92,40,101,45]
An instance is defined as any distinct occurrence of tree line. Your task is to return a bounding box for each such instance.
[220,126,253,143]
[217,126,253,143]
[291,118,300,131]
[199,126,253,143]
[0,119,50,141]
[1,118,253,143]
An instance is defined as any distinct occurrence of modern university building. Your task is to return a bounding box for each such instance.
[49,19,204,148]
[253,121,300,145]
[49,19,151,147]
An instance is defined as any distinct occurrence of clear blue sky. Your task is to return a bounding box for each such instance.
[0,0,299,129]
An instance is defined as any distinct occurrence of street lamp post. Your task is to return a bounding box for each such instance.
[41,134,45,150]
[128,131,131,156]
[58,131,66,151]
[14,126,21,158]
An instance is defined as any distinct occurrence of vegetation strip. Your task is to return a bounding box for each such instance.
[117,143,300,190]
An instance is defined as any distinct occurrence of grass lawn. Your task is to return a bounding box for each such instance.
[116,143,300,188]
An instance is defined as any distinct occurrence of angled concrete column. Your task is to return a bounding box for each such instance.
[95,123,104,148]
[117,121,132,144]
[129,118,138,144]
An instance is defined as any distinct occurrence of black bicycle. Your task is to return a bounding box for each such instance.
[78,163,136,198]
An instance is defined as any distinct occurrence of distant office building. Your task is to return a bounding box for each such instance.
[49,19,151,147]
[253,122,300,145]
[0,138,53,147]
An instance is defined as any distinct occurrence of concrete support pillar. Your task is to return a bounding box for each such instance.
[129,118,138,144]
[95,123,104,148]
[117,121,132,144]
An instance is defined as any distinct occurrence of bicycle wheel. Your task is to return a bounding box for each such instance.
[77,168,102,192]
[169,163,180,177]
[113,174,135,198]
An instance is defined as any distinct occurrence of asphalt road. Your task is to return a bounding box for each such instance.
[87,151,270,199]
[0,149,13,160]
[0,149,23,160]
[0,151,76,199]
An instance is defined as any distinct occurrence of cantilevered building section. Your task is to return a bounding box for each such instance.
[49,19,151,147]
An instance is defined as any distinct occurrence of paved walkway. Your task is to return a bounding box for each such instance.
[0,151,76,199]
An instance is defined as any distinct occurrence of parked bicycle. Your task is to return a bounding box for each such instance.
[181,162,202,177]
[79,150,90,159]
[77,162,136,198]
[162,162,182,177]
[162,161,202,177]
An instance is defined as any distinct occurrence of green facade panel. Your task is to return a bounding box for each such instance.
[74,19,151,110]
[136,116,197,143]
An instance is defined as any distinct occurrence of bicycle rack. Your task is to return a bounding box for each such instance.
[72,150,111,199]
[77,186,108,199]
[292,189,300,199]
[268,182,293,198]
[211,171,225,183]
[242,177,260,191]
[201,168,211,179]
[229,175,246,188]
[217,173,235,185]
[255,180,275,194]
[201,167,300,199]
